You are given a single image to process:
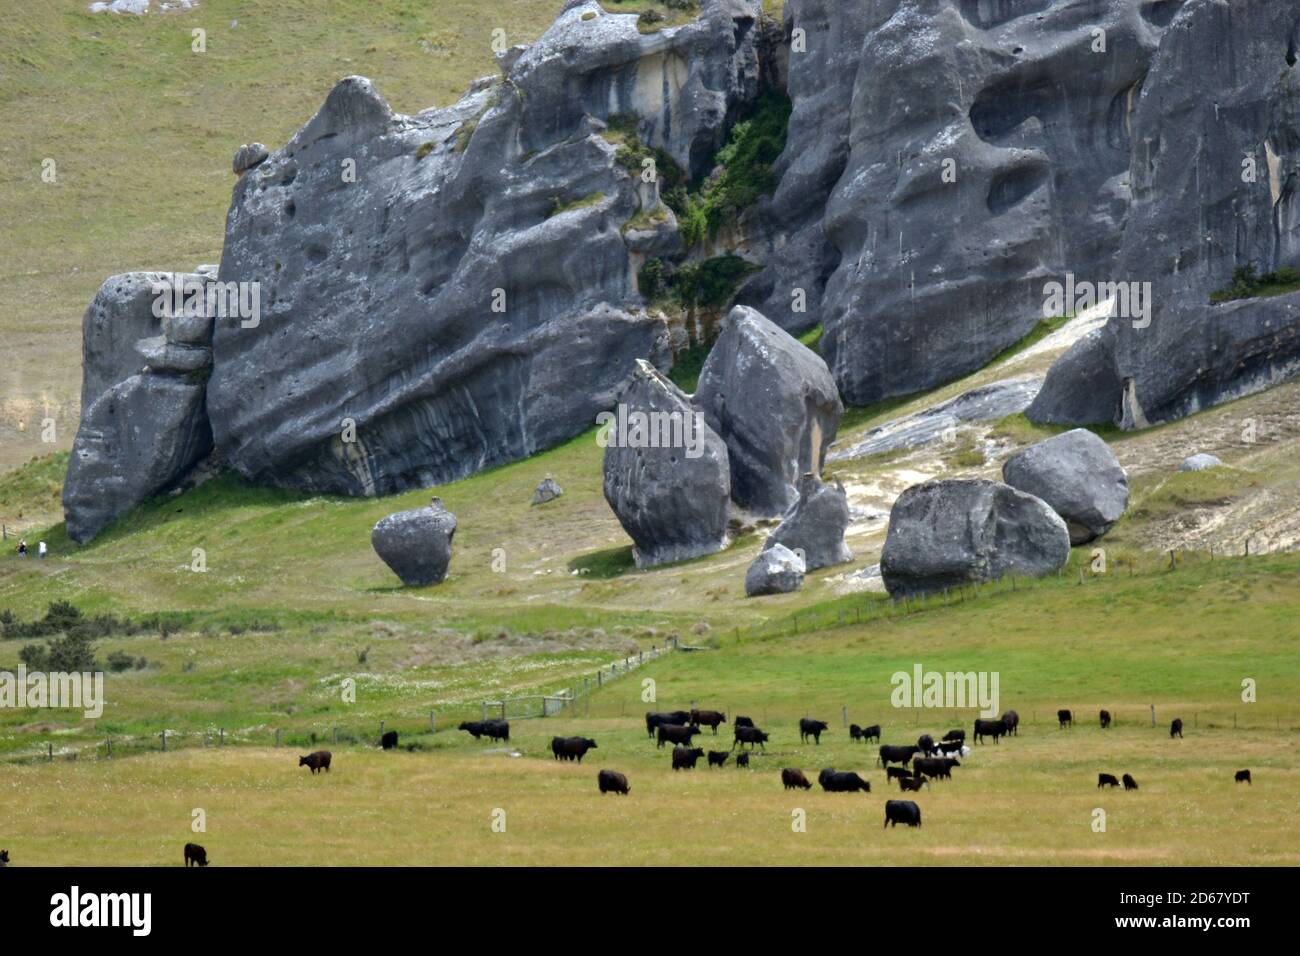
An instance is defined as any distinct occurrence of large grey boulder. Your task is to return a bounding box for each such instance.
[1027,328,1123,426]
[206,2,762,497]
[602,360,730,568]
[762,473,852,570]
[1002,429,1129,545]
[745,543,804,596]
[694,305,842,516]
[371,497,457,586]
[818,1,1170,406]
[64,375,213,543]
[880,479,1070,598]
[64,272,216,543]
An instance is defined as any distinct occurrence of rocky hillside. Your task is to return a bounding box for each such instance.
[30,0,1300,546]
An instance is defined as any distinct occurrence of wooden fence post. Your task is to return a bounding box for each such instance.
[430,711,436,734]
[219,728,225,747]
[275,728,281,748]
[47,742,53,762]
[1150,704,1155,727]
[106,739,112,759]
[161,732,167,752]
[332,726,338,744]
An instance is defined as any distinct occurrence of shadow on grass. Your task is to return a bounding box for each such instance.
[569,545,636,579]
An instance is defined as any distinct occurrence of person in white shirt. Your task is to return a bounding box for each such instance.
[37,541,47,559]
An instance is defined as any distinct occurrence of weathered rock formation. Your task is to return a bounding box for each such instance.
[880,479,1070,597]
[1026,328,1122,426]
[745,542,805,596]
[532,476,563,505]
[371,497,457,586]
[602,360,731,568]
[1002,429,1129,545]
[761,473,852,570]
[694,305,841,515]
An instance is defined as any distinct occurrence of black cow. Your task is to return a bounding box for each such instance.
[658,724,702,749]
[917,734,936,755]
[818,769,870,793]
[733,725,769,750]
[672,747,705,770]
[886,766,913,781]
[551,736,598,763]
[849,723,881,743]
[184,843,209,867]
[973,718,1007,744]
[380,730,398,750]
[646,711,691,738]
[734,716,755,729]
[1099,709,1112,729]
[598,769,630,795]
[1122,773,1139,791]
[1170,718,1184,739]
[482,719,510,742]
[782,768,812,790]
[690,709,728,734]
[707,750,729,768]
[1057,709,1073,729]
[1098,773,1120,789]
[0,849,8,867]
[800,718,830,744]
[1235,769,1251,785]
[877,744,919,767]
[299,750,331,774]
[458,720,488,739]
[941,729,965,743]
[1001,710,1019,736]
[937,739,963,756]
[914,757,959,780]
[884,800,922,828]
[735,752,750,768]
[898,775,927,792]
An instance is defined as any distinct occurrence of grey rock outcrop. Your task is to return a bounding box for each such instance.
[1026,328,1122,426]
[205,1,763,497]
[232,143,268,175]
[745,542,804,596]
[64,272,216,542]
[762,473,851,570]
[1002,429,1129,545]
[532,476,563,505]
[602,360,730,568]
[880,479,1070,598]
[694,305,841,516]
[371,497,457,586]
[1180,453,1224,473]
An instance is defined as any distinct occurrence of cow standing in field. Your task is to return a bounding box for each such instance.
[735,752,750,768]
[672,747,705,770]
[551,737,598,763]
[973,718,1007,744]
[1001,710,1019,736]
[884,800,922,828]
[782,768,813,790]
[658,724,702,749]
[707,751,729,768]
[380,731,398,750]
[299,751,331,774]
[459,721,488,739]
[800,718,830,744]
[0,849,8,867]
[1122,773,1139,791]
[898,775,927,792]
[184,843,209,867]
[937,740,963,756]
[1235,770,1251,785]
[850,723,880,743]
[1057,709,1073,729]
[917,734,936,756]
[1099,710,1112,729]
[818,769,870,793]
[1098,773,1120,789]
[878,744,919,767]
[886,766,913,782]
[914,757,959,781]
[942,729,965,743]
[646,711,691,738]
[482,719,510,742]
[734,716,755,729]
[598,770,630,795]
[733,725,769,750]
[690,709,727,734]
[1170,718,1184,739]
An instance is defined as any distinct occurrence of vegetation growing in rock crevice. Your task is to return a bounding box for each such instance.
[1210,264,1300,304]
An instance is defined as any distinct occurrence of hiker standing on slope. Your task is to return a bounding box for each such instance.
[17,540,27,557]
[38,541,47,559]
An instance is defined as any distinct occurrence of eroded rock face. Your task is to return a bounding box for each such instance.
[694,305,841,516]
[206,2,763,497]
[602,360,730,568]
[64,272,216,543]
[371,497,457,586]
[745,542,805,596]
[762,473,852,570]
[1002,429,1129,545]
[880,479,1070,597]
[818,1,1169,406]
